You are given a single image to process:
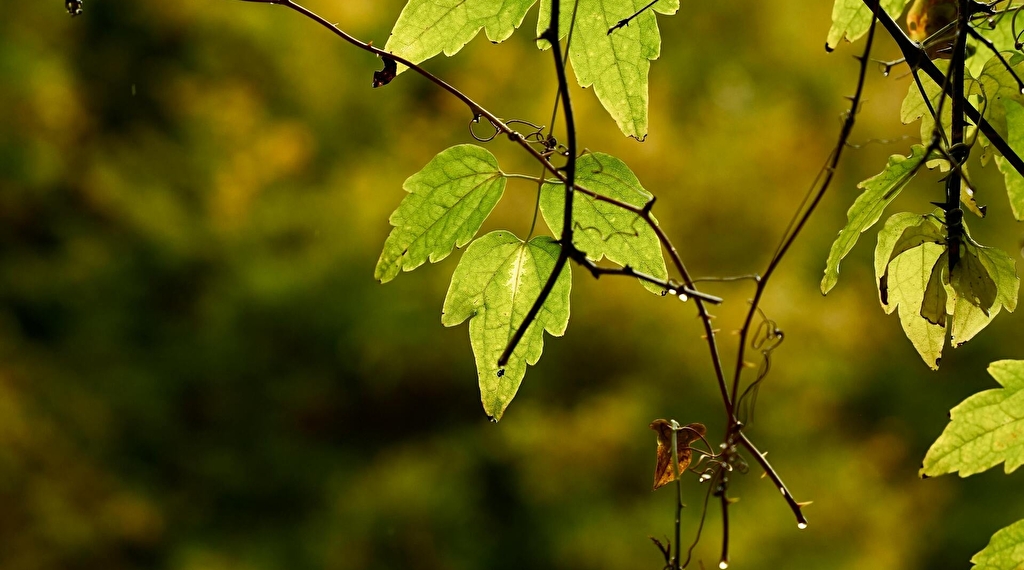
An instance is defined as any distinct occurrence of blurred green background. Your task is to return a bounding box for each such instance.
[2,1,1024,568]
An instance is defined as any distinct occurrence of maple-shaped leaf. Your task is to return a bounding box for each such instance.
[922,360,1024,477]
[375,145,506,283]
[537,0,680,140]
[650,419,706,490]
[971,519,1024,570]
[442,231,571,421]
[384,0,536,73]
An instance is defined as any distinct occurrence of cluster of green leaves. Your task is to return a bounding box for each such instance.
[383,0,679,139]
[822,4,1024,367]
[373,1,683,419]
[825,1,1024,566]
[374,145,667,419]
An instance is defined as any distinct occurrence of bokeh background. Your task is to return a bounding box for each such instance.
[2,1,1024,569]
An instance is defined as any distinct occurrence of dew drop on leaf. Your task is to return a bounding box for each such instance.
[798,522,808,530]
[719,562,729,569]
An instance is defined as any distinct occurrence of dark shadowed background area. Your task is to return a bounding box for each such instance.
[2,1,1023,569]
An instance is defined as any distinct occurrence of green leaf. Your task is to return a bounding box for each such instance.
[537,0,680,140]
[922,360,1024,477]
[539,153,668,293]
[901,64,948,142]
[949,240,1019,347]
[822,144,932,295]
[375,145,506,283]
[921,251,947,327]
[884,241,946,369]
[976,242,1020,313]
[951,247,999,316]
[995,100,1024,221]
[972,519,1024,570]
[969,53,1024,148]
[826,0,909,50]
[967,13,1021,78]
[384,0,537,73]
[441,231,571,420]
[874,212,945,310]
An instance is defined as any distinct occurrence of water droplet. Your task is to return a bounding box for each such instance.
[719,561,729,569]
[678,293,688,302]
[797,522,808,530]
[699,473,711,482]
[882,68,890,77]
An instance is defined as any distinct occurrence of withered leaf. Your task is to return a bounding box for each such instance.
[372,56,398,88]
[650,420,706,490]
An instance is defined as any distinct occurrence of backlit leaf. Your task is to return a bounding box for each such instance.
[922,360,1024,477]
[884,241,946,369]
[874,212,945,309]
[442,231,571,421]
[822,144,932,294]
[826,0,909,50]
[375,145,506,283]
[995,100,1024,221]
[384,0,536,73]
[971,519,1024,570]
[969,53,1024,149]
[537,0,680,139]
[540,153,668,293]
[921,251,947,326]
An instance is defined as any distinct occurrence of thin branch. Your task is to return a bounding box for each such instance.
[499,0,578,367]
[570,253,724,304]
[738,432,808,528]
[608,0,661,35]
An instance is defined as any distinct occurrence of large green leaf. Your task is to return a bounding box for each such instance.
[384,0,536,72]
[825,0,909,50]
[995,100,1024,221]
[884,241,946,369]
[442,231,571,420]
[537,0,679,139]
[375,145,506,283]
[822,144,932,294]
[972,519,1024,570]
[922,360,1024,477]
[539,153,667,293]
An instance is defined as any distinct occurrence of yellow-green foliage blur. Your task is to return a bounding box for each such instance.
[1,1,1023,569]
